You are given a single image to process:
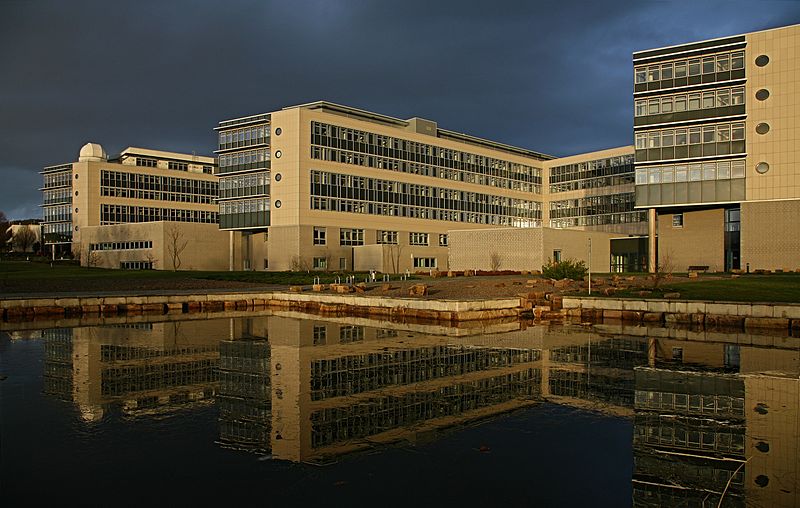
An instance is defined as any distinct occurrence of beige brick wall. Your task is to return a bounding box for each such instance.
[742,199,800,271]
[657,208,724,272]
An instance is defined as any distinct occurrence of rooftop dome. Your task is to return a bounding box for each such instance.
[78,142,107,162]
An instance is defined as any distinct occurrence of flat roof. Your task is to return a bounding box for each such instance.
[119,147,216,165]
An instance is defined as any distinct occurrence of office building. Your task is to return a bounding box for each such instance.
[216,102,645,272]
[41,143,231,270]
[634,23,800,272]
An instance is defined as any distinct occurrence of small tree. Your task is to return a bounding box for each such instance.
[166,224,188,271]
[651,251,674,288]
[145,252,158,270]
[490,252,502,272]
[542,258,588,280]
[72,244,82,264]
[387,242,404,274]
[87,250,101,268]
[12,225,37,253]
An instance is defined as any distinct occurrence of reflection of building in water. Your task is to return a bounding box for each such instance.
[42,320,228,421]
[546,336,649,411]
[217,339,271,453]
[633,336,800,508]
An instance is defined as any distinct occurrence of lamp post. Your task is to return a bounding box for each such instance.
[588,238,592,296]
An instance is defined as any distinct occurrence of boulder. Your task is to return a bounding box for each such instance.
[409,284,429,297]
[289,285,304,293]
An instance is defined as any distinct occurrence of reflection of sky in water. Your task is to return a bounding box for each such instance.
[1,314,798,506]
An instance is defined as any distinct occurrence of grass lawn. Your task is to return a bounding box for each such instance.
[0,259,398,288]
[603,273,800,303]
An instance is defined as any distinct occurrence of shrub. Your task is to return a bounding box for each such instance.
[541,258,588,280]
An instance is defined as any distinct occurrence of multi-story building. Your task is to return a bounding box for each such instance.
[216,102,645,272]
[41,143,230,270]
[634,23,800,272]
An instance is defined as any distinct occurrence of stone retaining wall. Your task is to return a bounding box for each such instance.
[561,297,800,332]
[0,291,521,324]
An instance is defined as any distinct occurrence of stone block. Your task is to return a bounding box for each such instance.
[665,313,692,324]
[81,305,101,314]
[642,312,663,323]
[663,292,681,299]
[312,284,325,292]
[744,317,790,330]
[603,309,623,320]
[34,306,65,318]
[289,285,304,293]
[705,314,743,328]
[141,303,165,314]
[621,310,643,322]
[409,284,429,297]
[166,303,183,313]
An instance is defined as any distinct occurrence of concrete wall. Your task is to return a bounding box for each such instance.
[79,221,229,271]
[448,227,616,272]
[657,208,725,272]
[742,200,800,271]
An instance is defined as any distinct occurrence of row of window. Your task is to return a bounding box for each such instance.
[219,197,270,215]
[549,155,634,183]
[134,158,212,174]
[311,170,541,226]
[90,241,153,252]
[635,122,745,149]
[312,121,542,183]
[42,170,72,189]
[550,174,635,194]
[217,125,270,150]
[100,204,218,224]
[218,148,270,172]
[43,204,72,222]
[219,172,270,199]
[42,187,72,205]
[635,159,746,184]
[311,146,541,193]
[550,193,637,219]
[100,170,218,204]
[635,51,744,84]
[549,211,646,229]
[120,261,154,270]
[635,87,745,117]
[311,171,540,213]
[339,228,364,246]
[41,222,72,242]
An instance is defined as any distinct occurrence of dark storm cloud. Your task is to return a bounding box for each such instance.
[2,0,800,218]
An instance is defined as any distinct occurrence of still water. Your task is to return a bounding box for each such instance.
[1,312,798,507]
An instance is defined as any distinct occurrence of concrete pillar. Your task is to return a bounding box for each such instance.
[229,231,235,271]
[648,208,657,273]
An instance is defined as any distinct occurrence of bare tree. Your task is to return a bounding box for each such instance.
[87,250,101,268]
[386,242,404,274]
[490,252,502,272]
[0,211,9,249]
[145,252,158,270]
[651,251,674,288]
[323,248,332,272]
[290,255,310,272]
[12,225,37,253]
[166,224,188,271]
[71,243,82,264]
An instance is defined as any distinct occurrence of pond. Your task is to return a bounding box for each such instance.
[1,312,797,507]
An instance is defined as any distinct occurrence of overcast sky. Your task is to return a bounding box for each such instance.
[2,0,799,219]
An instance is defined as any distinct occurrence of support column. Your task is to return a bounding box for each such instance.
[648,208,657,273]
[229,231,235,271]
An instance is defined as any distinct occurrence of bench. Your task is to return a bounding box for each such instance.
[688,265,709,273]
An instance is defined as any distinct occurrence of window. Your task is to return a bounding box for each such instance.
[731,123,745,141]
[688,59,701,76]
[648,132,660,149]
[264,258,268,269]
[672,347,684,362]
[413,257,437,268]
[675,129,687,146]
[674,95,687,112]
[672,214,683,228]
[703,126,716,143]
[377,230,398,244]
[648,99,660,115]
[662,130,674,147]
[689,127,701,144]
[313,227,326,245]
[731,88,744,106]
[313,257,327,270]
[439,234,448,247]
[688,93,701,110]
[168,161,188,171]
[553,250,562,262]
[635,100,646,117]
[635,133,647,150]
[702,91,715,109]
[635,67,646,83]
[702,57,715,74]
[716,89,730,107]
[731,52,744,69]
[647,66,659,82]
[674,61,687,78]
[312,325,326,345]
[340,228,364,246]
[409,232,429,246]
[339,257,347,270]
[136,158,157,168]
[716,54,730,72]
[661,97,673,113]
[661,63,673,79]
